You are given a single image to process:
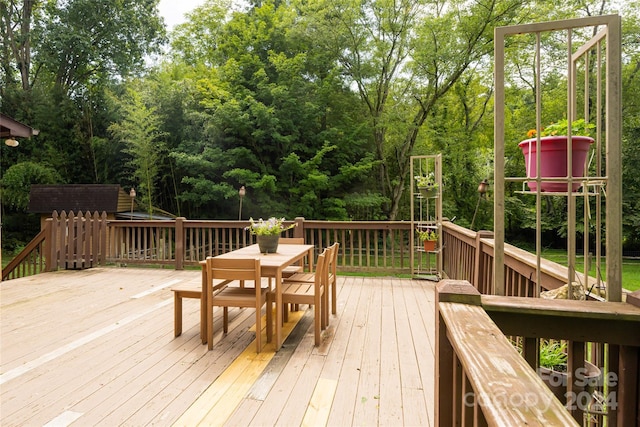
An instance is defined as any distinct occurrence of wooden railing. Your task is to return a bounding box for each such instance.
[2,211,108,280]
[436,280,640,426]
[2,215,630,298]
[441,222,609,299]
[3,215,414,278]
[2,227,48,280]
[107,217,413,272]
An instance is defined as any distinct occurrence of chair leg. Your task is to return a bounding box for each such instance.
[200,291,206,344]
[174,293,182,337]
[322,291,328,329]
[255,302,262,352]
[332,278,337,314]
[266,295,273,343]
[314,301,321,346]
[207,294,214,351]
[223,307,229,333]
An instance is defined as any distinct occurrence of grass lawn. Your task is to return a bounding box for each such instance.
[536,249,640,292]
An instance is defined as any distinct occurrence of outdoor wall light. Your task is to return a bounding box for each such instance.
[5,138,19,147]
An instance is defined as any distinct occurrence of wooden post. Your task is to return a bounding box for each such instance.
[99,212,108,265]
[473,230,492,292]
[567,340,585,422]
[294,217,305,239]
[617,345,639,426]
[175,217,185,270]
[44,218,54,272]
[435,280,481,426]
[618,290,640,426]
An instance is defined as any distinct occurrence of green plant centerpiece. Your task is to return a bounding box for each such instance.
[414,173,439,198]
[246,217,295,253]
[416,228,438,252]
[519,118,596,192]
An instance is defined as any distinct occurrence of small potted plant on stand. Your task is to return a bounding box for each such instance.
[246,217,296,253]
[416,228,438,252]
[519,118,595,192]
[414,173,439,198]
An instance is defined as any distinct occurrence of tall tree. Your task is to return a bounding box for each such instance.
[0,0,41,92]
[165,0,370,219]
[304,0,523,220]
[108,86,166,217]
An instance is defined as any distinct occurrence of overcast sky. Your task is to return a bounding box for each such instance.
[158,0,206,30]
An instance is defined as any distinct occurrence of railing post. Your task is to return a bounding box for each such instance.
[435,280,481,427]
[473,230,492,293]
[175,217,185,270]
[44,218,54,272]
[294,217,305,239]
[617,290,640,426]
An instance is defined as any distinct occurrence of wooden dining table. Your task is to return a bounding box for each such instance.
[202,243,314,351]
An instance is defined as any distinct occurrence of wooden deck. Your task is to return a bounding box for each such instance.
[1,267,436,426]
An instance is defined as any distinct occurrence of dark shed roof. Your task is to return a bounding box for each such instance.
[28,185,133,213]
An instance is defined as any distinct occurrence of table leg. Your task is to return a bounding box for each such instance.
[275,268,283,350]
[200,264,207,344]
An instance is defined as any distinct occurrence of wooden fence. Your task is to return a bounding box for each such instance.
[2,211,108,279]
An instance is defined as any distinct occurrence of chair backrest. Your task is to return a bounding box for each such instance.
[279,238,306,269]
[314,249,329,286]
[328,242,339,275]
[279,237,305,244]
[206,257,261,290]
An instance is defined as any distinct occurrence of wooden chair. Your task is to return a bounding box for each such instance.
[171,262,230,343]
[279,237,306,277]
[269,248,328,346]
[327,242,339,314]
[206,257,271,352]
[285,242,339,315]
[172,284,203,339]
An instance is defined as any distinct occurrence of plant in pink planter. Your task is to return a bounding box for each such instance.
[519,119,595,192]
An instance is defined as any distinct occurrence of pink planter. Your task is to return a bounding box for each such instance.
[518,135,594,192]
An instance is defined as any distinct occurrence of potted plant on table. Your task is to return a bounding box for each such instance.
[416,228,438,252]
[414,173,439,198]
[519,118,595,192]
[246,217,296,253]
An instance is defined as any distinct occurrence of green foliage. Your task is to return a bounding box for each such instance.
[108,86,167,216]
[414,173,437,189]
[539,340,567,370]
[36,0,166,94]
[1,162,62,210]
[416,229,437,241]
[1,0,639,258]
[526,118,595,138]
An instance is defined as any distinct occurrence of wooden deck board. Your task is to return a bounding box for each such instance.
[1,267,435,427]
[352,276,383,425]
